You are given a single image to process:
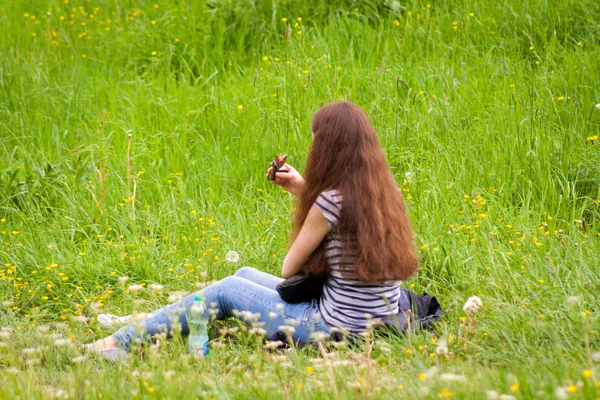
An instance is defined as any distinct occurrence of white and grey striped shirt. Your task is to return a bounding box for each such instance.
[314,189,402,332]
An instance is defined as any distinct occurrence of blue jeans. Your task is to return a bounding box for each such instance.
[113,267,330,350]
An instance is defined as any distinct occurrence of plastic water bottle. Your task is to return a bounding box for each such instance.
[186,295,209,356]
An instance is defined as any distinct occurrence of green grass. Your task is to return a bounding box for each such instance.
[1,0,600,398]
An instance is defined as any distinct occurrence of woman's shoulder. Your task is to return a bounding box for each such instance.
[319,188,343,207]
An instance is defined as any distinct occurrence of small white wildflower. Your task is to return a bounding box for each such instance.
[405,171,414,182]
[440,373,467,382]
[463,296,483,313]
[566,296,580,306]
[249,327,266,336]
[141,372,153,380]
[596,103,600,110]
[0,342,8,348]
[2,301,14,307]
[264,341,284,349]
[485,391,499,400]
[591,351,600,361]
[499,395,516,400]
[73,315,89,324]
[26,358,40,366]
[271,355,288,363]
[277,325,296,335]
[37,325,50,333]
[210,341,225,349]
[168,291,188,302]
[46,387,69,399]
[555,387,568,400]
[0,331,10,339]
[331,360,352,367]
[194,282,207,290]
[54,339,71,347]
[225,251,240,263]
[22,347,41,356]
[268,312,278,319]
[436,338,448,355]
[149,283,164,292]
[310,332,328,342]
[130,312,150,323]
[276,303,285,313]
[128,284,143,292]
[5,367,19,374]
[119,276,129,284]
[164,370,176,380]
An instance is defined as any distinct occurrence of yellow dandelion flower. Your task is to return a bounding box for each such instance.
[281,17,287,22]
[151,20,156,25]
[151,51,157,56]
[583,370,592,378]
[237,105,243,111]
[418,373,426,381]
[297,30,302,35]
[509,383,519,392]
[567,385,577,393]
[586,135,598,142]
[394,20,400,26]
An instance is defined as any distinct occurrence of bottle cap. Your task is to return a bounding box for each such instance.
[194,295,201,302]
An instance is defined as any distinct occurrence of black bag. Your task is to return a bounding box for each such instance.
[276,271,327,303]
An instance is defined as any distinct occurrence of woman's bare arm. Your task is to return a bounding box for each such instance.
[281,204,329,278]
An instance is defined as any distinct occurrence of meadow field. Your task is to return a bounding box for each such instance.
[1,0,600,398]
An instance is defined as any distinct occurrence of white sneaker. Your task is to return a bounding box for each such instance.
[97,314,131,328]
[81,342,128,362]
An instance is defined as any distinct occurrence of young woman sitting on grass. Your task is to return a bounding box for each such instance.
[86,101,419,360]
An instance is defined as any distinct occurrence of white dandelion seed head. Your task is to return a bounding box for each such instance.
[595,103,600,110]
[119,276,129,284]
[225,251,240,263]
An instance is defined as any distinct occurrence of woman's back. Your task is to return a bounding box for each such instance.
[315,189,402,332]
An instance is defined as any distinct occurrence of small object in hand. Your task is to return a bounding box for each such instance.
[268,154,288,181]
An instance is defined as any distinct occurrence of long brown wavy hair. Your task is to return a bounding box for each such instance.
[291,102,419,282]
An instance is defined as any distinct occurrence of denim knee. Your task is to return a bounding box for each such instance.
[233,266,255,278]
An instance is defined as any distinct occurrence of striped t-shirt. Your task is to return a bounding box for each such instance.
[314,189,402,332]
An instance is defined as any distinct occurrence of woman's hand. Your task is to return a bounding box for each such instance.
[265,163,305,197]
